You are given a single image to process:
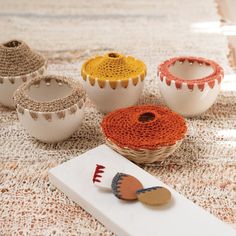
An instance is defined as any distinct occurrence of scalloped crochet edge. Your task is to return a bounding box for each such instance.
[13,75,86,114]
[81,69,146,89]
[158,57,224,91]
[81,55,147,89]
[16,102,84,122]
[0,62,47,84]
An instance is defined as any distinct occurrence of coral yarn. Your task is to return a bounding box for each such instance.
[158,57,224,91]
[81,52,146,82]
[101,105,187,151]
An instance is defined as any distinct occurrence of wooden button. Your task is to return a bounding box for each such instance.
[136,186,171,205]
[111,173,143,201]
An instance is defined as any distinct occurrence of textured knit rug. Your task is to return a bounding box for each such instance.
[0,0,236,235]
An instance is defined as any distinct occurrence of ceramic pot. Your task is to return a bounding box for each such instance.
[158,57,224,117]
[81,52,147,113]
[0,39,47,108]
[13,75,86,143]
[101,105,187,164]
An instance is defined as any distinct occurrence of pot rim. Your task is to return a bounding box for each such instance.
[13,75,86,112]
[158,56,224,91]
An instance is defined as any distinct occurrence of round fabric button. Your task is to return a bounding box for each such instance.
[136,186,171,206]
[111,173,143,201]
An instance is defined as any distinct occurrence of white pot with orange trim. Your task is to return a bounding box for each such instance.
[158,57,224,117]
[13,75,86,143]
[81,52,147,113]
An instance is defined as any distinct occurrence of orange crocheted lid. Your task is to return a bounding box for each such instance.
[101,105,187,150]
[81,52,146,82]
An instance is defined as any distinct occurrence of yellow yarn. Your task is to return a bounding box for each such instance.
[82,52,146,81]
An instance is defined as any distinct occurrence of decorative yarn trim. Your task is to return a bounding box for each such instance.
[158,57,224,91]
[81,52,147,89]
[0,63,47,84]
[16,102,82,122]
[80,75,146,89]
[13,75,86,112]
[101,105,187,151]
[0,39,46,77]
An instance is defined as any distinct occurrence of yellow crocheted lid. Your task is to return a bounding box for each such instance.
[81,52,146,88]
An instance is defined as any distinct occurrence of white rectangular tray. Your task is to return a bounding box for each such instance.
[49,145,235,236]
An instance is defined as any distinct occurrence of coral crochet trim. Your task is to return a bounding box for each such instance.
[81,52,146,88]
[101,105,187,150]
[158,57,224,91]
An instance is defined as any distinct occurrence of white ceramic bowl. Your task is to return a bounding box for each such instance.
[13,75,85,143]
[158,57,224,117]
[81,52,147,113]
[80,78,145,113]
[0,39,47,108]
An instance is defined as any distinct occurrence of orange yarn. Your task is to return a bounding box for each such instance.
[158,57,224,91]
[101,105,187,150]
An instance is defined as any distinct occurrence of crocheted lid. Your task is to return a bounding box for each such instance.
[0,40,46,77]
[101,105,187,150]
[13,75,86,112]
[81,52,147,81]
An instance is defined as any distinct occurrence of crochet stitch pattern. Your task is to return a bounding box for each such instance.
[81,52,147,88]
[101,105,187,151]
[1,1,235,234]
[0,40,46,77]
[13,75,86,113]
[158,57,224,91]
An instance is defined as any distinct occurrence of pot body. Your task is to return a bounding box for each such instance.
[0,78,24,108]
[16,104,84,143]
[81,78,144,113]
[0,65,47,108]
[158,78,220,117]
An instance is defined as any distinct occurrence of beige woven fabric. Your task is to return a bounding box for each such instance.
[13,75,85,112]
[0,0,235,235]
[0,40,45,77]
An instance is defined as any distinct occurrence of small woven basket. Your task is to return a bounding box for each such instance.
[105,138,183,164]
[101,105,187,164]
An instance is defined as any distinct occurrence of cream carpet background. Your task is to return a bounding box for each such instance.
[0,0,235,235]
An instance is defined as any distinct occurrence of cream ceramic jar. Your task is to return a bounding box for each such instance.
[13,75,86,143]
[0,40,47,108]
[81,52,147,113]
[158,57,224,117]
